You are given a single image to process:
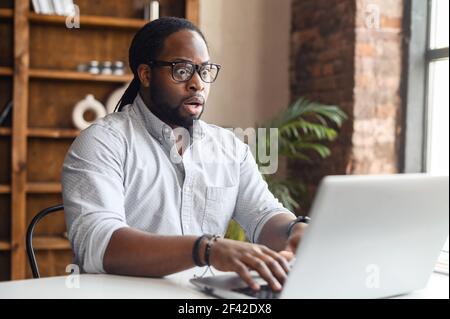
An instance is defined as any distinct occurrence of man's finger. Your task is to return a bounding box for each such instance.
[260,246,291,274]
[242,254,282,291]
[258,254,288,285]
[233,260,260,291]
[279,250,294,262]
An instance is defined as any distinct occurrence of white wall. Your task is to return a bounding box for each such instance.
[199,0,292,128]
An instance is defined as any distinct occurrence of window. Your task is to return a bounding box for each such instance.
[426,0,449,274]
[404,0,449,275]
[426,0,449,175]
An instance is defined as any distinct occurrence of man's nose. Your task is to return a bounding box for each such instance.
[187,71,205,92]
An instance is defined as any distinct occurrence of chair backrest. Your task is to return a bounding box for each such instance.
[26,204,65,278]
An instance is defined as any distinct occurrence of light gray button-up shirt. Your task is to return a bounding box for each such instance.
[62,94,294,273]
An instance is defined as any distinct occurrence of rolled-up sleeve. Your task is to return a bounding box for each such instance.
[61,124,129,273]
[233,143,295,243]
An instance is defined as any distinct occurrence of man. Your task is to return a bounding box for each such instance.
[62,17,308,292]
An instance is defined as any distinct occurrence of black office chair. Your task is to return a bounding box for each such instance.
[26,204,65,278]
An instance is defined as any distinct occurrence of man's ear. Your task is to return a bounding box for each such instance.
[137,64,151,88]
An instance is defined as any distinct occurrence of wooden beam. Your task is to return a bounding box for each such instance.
[186,0,200,26]
[0,128,12,136]
[11,0,30,280]
[0,8,13,19]
[0,67,13,76]
[0,240,11,251]
[27,128,80,139]
[0,185,11,193]
[33,236,71,250]
[26,182,62,194]
[29,12,147,29]
[29,69,133,83]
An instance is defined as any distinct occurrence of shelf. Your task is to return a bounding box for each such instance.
[0,185,11,194]
[26,183,61,194]
[33,236,71,251]
[0,67,13,76]
[0,8,13,20]
[2,128,80,139]
[0,128,12,136]
[29,69,133,83]
[28,128,80,139]
[29,12,147,29]
[0,240,11,251]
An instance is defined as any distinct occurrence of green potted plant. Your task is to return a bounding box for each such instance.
[225,97,347,241]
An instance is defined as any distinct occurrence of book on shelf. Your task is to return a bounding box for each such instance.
[31,0,41,14]
[52,0,65,15]
[30,0,75,16]
[63,0,76,16]
[0,101,12,127]
[47,0,55,14]
[144,1,160,21]
[37,0,52,14]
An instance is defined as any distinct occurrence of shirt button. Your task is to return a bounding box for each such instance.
[172,154,181,163]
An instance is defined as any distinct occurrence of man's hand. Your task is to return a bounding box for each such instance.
[208,238,293,292]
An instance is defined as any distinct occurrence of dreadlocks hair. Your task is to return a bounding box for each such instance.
[114,17,208,112]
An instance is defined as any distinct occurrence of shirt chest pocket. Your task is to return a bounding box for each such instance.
[202,185,238,235]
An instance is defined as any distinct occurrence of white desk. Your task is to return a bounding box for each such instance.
[0,268,448,299]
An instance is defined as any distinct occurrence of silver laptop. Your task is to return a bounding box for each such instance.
[190,174,449,299]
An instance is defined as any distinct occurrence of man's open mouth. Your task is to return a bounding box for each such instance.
[182,102,203,115]
[182,96,204,116]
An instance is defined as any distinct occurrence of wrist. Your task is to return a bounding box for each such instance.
[287,216,310,238]
[192,234,221,267]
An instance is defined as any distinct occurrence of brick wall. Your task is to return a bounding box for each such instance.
[352,0,405,173]
[290,0,406,212]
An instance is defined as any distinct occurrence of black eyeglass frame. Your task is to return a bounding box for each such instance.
[147,60,222,83]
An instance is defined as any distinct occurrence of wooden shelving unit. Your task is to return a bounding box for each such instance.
[0,0,200,281]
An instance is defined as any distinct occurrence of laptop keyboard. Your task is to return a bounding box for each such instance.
[233,285,282,299]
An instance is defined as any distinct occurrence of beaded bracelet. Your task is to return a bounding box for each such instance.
[204,235,221,266]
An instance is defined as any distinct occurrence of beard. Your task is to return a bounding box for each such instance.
[147,83,205,129]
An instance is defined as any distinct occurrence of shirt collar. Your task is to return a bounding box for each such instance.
[133,93,206,143]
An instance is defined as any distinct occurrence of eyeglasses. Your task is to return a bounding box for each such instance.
[148,60,221,83]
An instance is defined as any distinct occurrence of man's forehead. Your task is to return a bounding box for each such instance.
[159,30,209,63]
